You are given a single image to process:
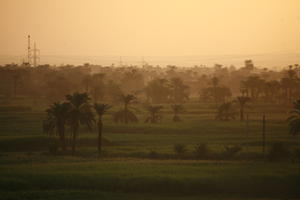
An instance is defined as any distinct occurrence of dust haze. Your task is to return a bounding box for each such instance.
[1,1,300,200]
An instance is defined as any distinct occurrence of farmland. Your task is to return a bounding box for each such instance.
[0,100,299,200]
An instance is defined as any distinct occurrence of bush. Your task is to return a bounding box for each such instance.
[173,115,181,122]
[194,144,210,159]
[221,145,242,159]
[268,142,290,161]
[174,144,187,155]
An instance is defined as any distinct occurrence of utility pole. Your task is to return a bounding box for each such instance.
[245,114,249,149]
[31,42,40,67]
[262,114,266,157]
[24,35,40,67]
[27,35,31,66]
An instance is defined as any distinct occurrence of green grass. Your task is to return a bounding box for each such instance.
[0,102,300,199]
[0,191,285,200]
[0,159,300,199]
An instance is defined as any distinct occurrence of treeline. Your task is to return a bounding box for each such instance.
[0,61,300,105]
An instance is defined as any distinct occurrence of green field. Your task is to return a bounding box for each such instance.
[0,102,300,200]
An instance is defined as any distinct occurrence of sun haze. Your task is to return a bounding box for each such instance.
[0,0,300,57]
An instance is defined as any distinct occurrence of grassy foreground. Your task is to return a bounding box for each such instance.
[0,102,300,199]
[1,158,300,199]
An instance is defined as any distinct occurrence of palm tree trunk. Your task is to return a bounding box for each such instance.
[97,119,103,157]
[58,126,66,151]
[72,123,79,156]
[124,103,128,124]
[240,106,244,121]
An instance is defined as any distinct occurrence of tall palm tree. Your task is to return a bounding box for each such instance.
[236,96,251,121]
[171,104,184,122]
[113,94,138,123]
[144,78,170,103]
[44,102,70,151]
[287,100,300,135]
[66,92,94,155]
[81,74,92,93]
[94,103,111,157]
[241,76,265,100]
[215,102,237,121]
[169,77,189,103]
[144,105,163,123]
[91,73,105,102]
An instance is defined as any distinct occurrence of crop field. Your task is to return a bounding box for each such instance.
[0,102,300,200]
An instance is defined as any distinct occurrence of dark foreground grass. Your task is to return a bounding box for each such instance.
[0,159,300,199]
[0,103,299,199]
[0,190,289,200]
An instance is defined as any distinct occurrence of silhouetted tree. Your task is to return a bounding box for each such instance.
[171,104,184,122]
[81,74,92,93]
[94,103,111,157]
[66,92,94,155]
[169,77,189,103]
[44,102,70,151]
[287,100,300,135]
[144,78,170,103]
[105,80,123,103]
[215,102,237,121]
[236,96,251,121]
[144,105,163,123]
[241,76,265,100]
[113,94,138,123]
[201,86,231,103]
[263,80,281,103]
[91,73,106,102]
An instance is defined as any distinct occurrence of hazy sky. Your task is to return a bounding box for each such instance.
[1,0,300,57]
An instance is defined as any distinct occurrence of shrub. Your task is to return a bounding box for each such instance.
[222,145,242,159]
[174,144,187,155]
[268,142,290,161]
[173,115,181,122]
[194,144,210,159]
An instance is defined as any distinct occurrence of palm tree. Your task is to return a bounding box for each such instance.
[81,74,92,93]
[171,104,184,122]
[66,92,94,155]
[144,78,170,103]
[94,103,111,157]
[287,100,300,135]
[113,94,138,123]
[215,102,237,121]
[211,77,219,88]
[44,102,70,151]
[169,77,189,103]
[236,96,251,121]
[241,76,265,100]
[144,105,163,123]
[91,73,105,102]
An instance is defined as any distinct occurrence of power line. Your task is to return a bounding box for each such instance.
[31,42,40,67]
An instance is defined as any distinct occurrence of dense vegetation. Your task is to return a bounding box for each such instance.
[1,60,300,199]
